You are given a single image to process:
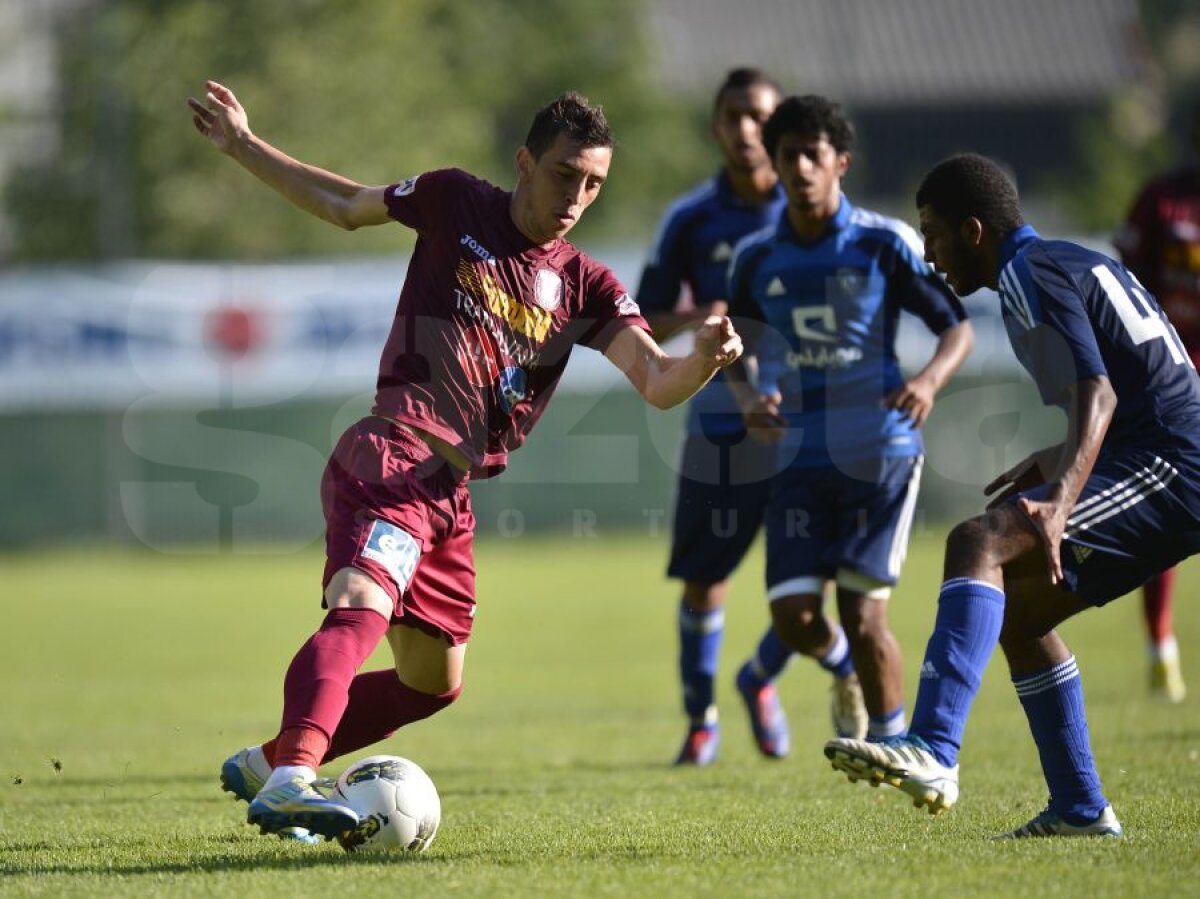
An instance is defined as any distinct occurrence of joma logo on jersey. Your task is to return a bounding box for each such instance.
[457,261,554,343]
[460,233,497,265]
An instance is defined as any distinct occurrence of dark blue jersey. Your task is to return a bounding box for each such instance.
[998,225,1200,460]
[729,196,966,468]
[636,171,786,436]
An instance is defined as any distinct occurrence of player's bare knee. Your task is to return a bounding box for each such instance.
[944,516,1002,572]
[682,580,728,612]
[769,595,825,652]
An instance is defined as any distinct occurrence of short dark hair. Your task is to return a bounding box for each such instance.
[915,153,1024,237]
[763,95,855,159]
[524,92,614,159]
[713,67,782,114]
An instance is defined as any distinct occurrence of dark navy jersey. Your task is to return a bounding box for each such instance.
[729,196,966,468]
[998,225,1200,460]
[636,171,786,436]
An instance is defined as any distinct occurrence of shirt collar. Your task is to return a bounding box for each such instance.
[779,193,852,242]
[998,224,1040,271]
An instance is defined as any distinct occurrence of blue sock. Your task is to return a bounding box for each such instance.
[817,626,855,680]
[679,603,723,722]
[1014,656,1107,823]
[868,706,907,741]
[742,626,793,686]
[909,578,1005,767]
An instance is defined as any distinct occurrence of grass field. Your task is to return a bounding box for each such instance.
[2,529,1199,897]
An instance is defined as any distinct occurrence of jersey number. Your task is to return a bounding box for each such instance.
[790,305,838,343]
[1092,264,1193,368]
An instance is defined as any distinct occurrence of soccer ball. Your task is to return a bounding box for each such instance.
[333,755,441,853]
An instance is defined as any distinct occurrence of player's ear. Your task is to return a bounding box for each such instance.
[836,151,851,177]
[960,216,985,248]
[516,146,534,182]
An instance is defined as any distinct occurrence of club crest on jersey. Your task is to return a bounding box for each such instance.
[534,269,563,311]
[615,294,640,317]
[835,267,867,296]
[392,176,419,197]
[360,519,420,592]
[457,324,500,387]
[497,366,528,413]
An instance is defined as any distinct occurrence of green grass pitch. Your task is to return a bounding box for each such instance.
[2,529,1198,896]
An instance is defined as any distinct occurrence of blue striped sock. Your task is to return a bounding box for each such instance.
[744,626,793,685]
[1014,656,1108,823]
[909,578,1005,767]
[679,603,724,721]
[868,706,907,741]
[817,626,855,680]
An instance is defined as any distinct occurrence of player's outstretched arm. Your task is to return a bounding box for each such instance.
[605,316,742,410]
[884,320,974,426]
[186,80,391,230]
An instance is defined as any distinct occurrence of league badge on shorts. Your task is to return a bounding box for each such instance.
[498,366,528,414]
[361,519,421,593]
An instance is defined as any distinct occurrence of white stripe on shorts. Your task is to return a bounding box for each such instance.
[1065,456,1177,537]
[886,456,924,578]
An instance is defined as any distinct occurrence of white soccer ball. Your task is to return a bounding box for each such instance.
[333,755,441,853]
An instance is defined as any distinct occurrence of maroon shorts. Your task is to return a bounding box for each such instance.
[320,416,476,645]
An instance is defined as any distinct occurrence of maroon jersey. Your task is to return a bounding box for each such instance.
[1115,167,1200,361]
[373,168,648,479]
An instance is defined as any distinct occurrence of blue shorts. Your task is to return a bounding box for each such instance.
[1021,448,1200,606]
[666,428,777,584]
[764,456,924,599]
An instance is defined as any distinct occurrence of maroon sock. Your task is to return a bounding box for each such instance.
[278,608,390,754]
[324,669,462,763]
[1143,567,1178,644]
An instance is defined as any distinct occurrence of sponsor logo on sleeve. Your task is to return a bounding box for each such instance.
[615,294,640,317]
[711,241,733,263]
[360,519,421,592]
[392,176,419,197]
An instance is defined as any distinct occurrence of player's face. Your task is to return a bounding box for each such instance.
[773,131,848,220]
[918,205,985,296]
[516,133,611,245]
[712,84,779,173]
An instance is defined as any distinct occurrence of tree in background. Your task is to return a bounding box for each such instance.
[1060,0,1200,231]
[5,0,711,260]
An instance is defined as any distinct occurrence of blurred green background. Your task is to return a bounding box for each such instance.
[1,0,1199,548]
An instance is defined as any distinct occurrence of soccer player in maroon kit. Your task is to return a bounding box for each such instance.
[1113,103,1200,703]
[187,80,744,840]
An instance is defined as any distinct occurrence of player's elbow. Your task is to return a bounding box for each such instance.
[642,385,677,410]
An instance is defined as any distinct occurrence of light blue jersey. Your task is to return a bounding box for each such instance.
[730,196,966,468]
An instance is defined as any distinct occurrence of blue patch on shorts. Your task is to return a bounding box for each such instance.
[360,519,421,592]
